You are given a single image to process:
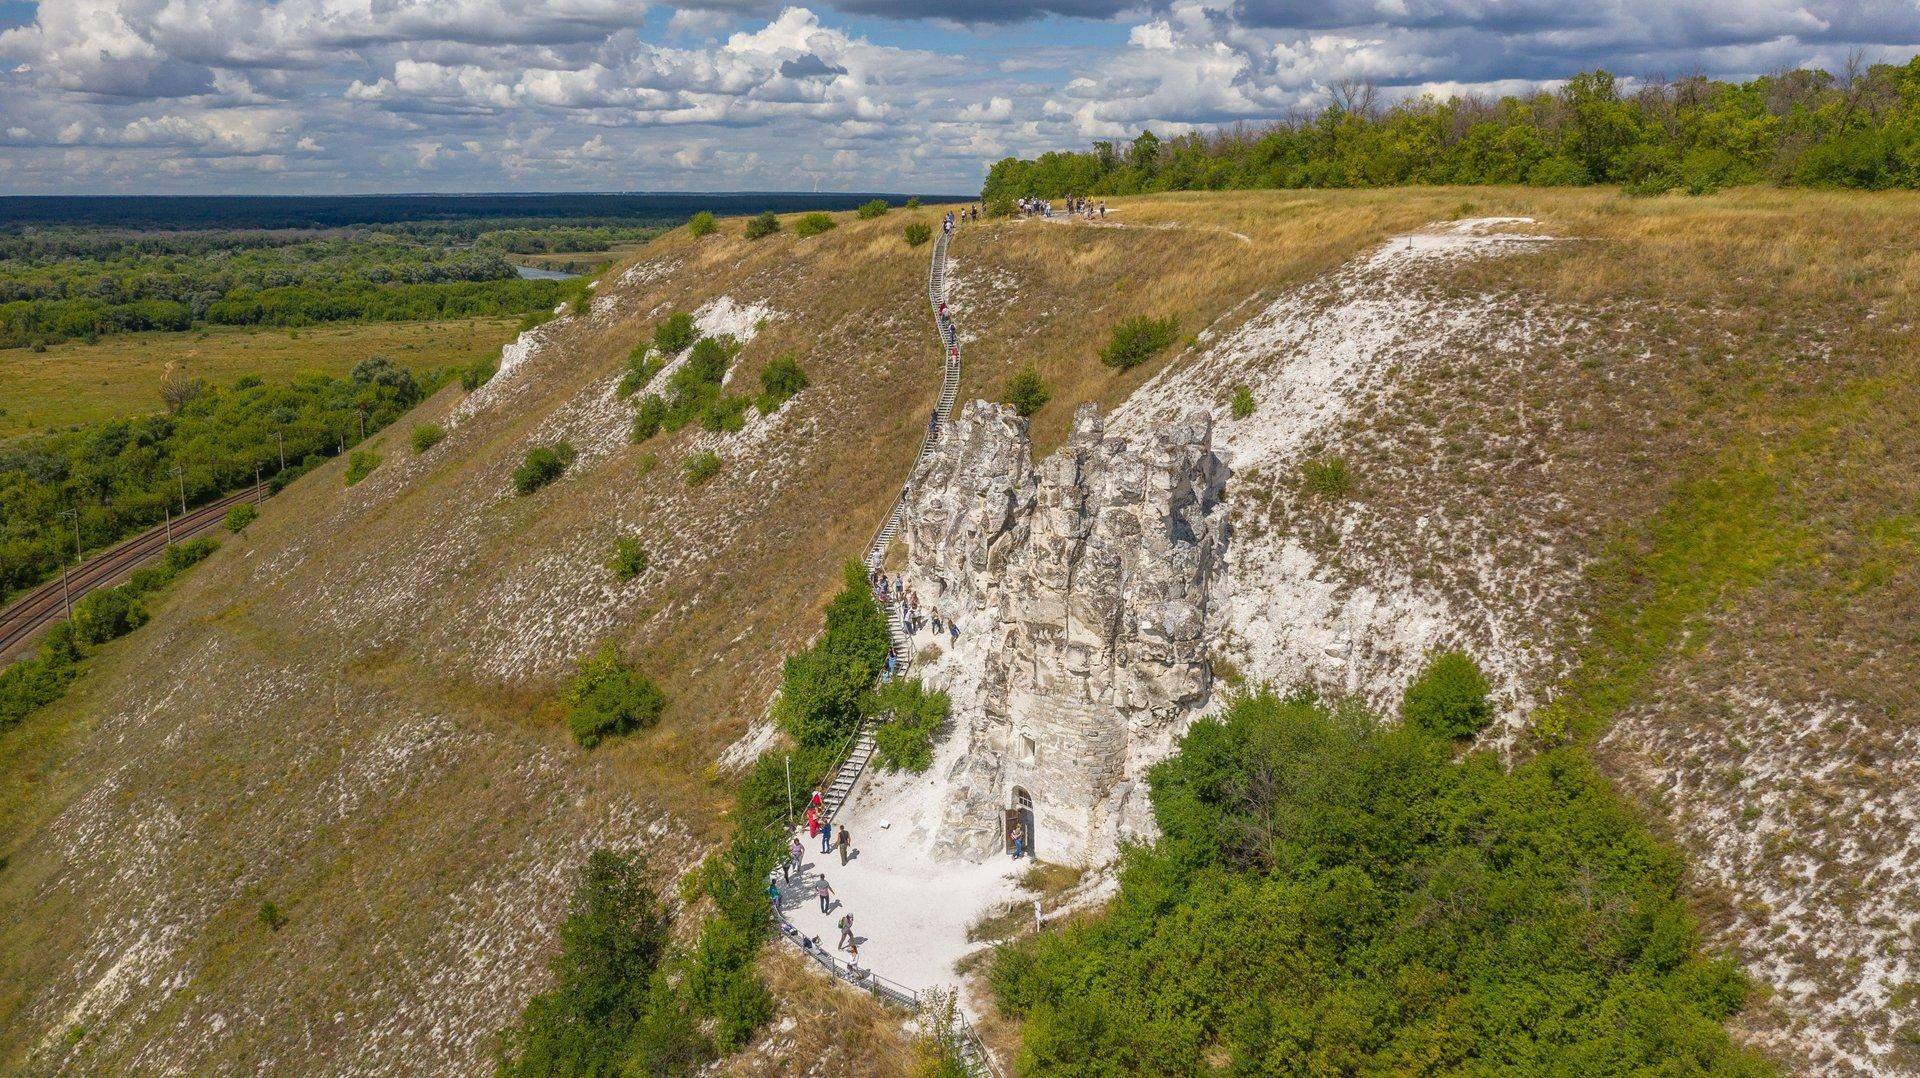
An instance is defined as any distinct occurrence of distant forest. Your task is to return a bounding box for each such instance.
[982,61,1920,199]
[0,191,959,230]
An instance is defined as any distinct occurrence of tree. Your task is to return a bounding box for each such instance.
[687,211,718,237]
[744,212,779,239]
[223,503,257,532]
[497,850,672,1076]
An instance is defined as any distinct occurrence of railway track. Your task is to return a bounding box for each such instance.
[0,488,258,664]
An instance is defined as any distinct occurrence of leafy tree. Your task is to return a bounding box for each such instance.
[863,677,950,773]
[793,212,837,237]
[1402,651,1494,738]
[744,212,779,240]
[1002,366,1051,417]
[497,850,672,1075]
[686,211,718,237]
[1099,315,1179,370]
[512,442,575,495]
[564,642,667,748]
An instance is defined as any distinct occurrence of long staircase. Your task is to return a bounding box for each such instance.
[782,221,994,1078]
[822,226,962,825]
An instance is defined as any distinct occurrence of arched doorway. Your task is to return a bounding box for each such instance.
[1005,787,1036,859]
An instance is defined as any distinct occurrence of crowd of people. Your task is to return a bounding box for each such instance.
[872,568,960,657]
[1014,195,1106,219]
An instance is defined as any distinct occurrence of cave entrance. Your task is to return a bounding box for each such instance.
[1005,787,1035,859]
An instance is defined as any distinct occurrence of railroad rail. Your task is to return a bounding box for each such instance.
[0,488,258,664]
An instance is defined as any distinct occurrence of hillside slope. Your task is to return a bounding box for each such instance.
[3,188,1916,1074]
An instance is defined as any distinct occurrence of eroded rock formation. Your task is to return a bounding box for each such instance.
[902,401,1228,866]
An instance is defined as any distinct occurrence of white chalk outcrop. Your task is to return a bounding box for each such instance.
[900,401,1228,867]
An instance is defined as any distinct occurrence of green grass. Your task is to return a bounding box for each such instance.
[0,319,518,438]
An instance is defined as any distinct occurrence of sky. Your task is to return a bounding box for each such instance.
[0,1,1916,196]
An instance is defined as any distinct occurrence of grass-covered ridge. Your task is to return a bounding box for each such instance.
[991,689,1768,1075]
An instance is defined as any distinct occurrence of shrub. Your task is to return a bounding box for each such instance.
[682,451,721,486]
[565,642,667,748]
[903,222,932,247]
[512,442,576,495]
[744,211,779,239]
[793,212,836,237]
[610,537,649,581]
[774,562,889,747]
[223,503,258,533]
[618,353,662,399]
[855,199,890,219]
[630,395,668,442]
[1402,651,1494,739]
[652,312,699,355]
[904,197,922,209]
[986,197,1015,218]
[699,395,752,433]
[258,901,287,931]
[460,356,497,391]
[1002,366,1051,417]
[863,678,949,773]
[410,422,445,454]
[344,450,381,486]
[1300,455,1351,498]
[1229,385,1255,419]
[686,211,718,237]
[756,354,808,413]
[1099,314,1179,370]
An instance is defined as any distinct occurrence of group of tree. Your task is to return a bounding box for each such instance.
[982,61,1920,200]
[498,562,892,1074]
[0,357,433,603]
[988,664,1767,1074]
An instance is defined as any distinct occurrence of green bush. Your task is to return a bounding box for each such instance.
[1402,651,1494,739]
[1300,455,1352,498]
[989,689,1766,1074]
[1002,366,1051,417]
[610,537,649,581]
[903,222,932,247]
[630,395,668,442]
[497,850,676,1075]
[652,311,698,355]
[774,562,890,747]
[512,442,575,495]
[986,197,1016,218]
[564,642,667,748]
[1229,385,1255,419]
[699,395,752,434]
[617,352,661,399]
[864,678,949,773]
[744,212,779,240]
[757,354,808,411]
[72,586,148,645]
[686,211,718,238]
[793,213,836,238]
[344,450,381,487]
[1099,314,1180,370]
[682,451,721,486]
[410,422,445,454]
[223,503,258,532]
[855,199,890,219]
[904,197,922,209]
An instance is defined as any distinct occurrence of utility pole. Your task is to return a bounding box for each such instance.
[60,508,77,620]
[357,408,367,442]
[254,461,263,503]
[164,503,172,545]
[785,755,793,826]
[277,429,286,472]
[171,464,186,516]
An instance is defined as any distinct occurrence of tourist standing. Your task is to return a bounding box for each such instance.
[838,912,855,951]
[838,825,851,866]
[821,817,834,854]
[1010,821,1025,859]
[818,878,833,913]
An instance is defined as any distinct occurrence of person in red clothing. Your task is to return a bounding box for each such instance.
[807,805,820,839]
